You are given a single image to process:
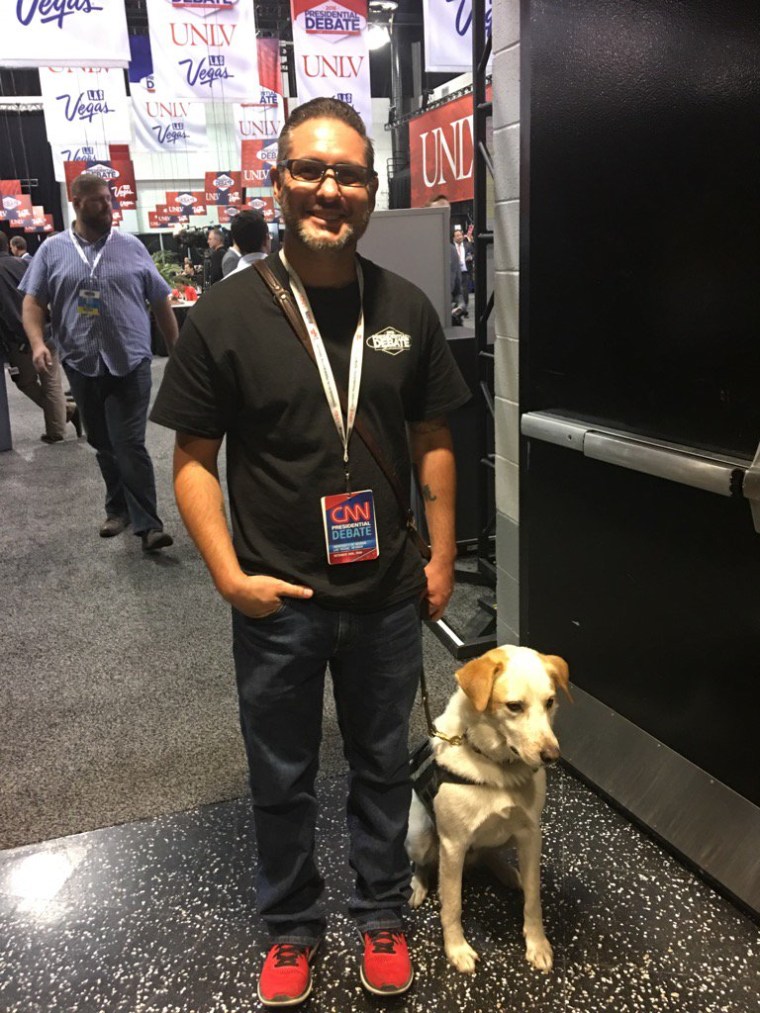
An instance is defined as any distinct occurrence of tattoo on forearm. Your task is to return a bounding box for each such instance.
[422,484,438,502]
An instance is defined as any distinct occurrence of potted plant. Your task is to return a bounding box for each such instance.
[151,250,184,287]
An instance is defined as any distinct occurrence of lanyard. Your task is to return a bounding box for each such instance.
[279,250,365,477]
[69,227,112,280]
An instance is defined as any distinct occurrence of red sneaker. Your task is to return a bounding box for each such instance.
[360,929,414,996]
[257,941,319,1008]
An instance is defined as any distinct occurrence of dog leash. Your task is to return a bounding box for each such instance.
[418,664,464,746]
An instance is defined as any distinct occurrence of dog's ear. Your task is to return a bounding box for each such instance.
[455,650,506,712]
[541,654,573,701]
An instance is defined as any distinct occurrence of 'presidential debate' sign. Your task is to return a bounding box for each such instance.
[290,0,372,136]
[2,0,130,68]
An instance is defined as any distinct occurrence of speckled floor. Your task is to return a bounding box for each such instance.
[1,767,758,1013]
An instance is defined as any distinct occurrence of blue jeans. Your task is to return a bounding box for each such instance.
[232,595,423,946]
[64,359,163,535]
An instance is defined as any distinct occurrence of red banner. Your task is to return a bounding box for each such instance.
[165,190,207,216]
[24,214,55,234]
[242,195,276,222]
[258,37,283,95]
[408,88,491,208]
[204,171,243,206]
[0,179,22,197]
[63,160,138,211]
[0,193,33,221]
[241,139,278,187]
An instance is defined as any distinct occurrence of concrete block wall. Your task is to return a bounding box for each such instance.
[491,0,521,645]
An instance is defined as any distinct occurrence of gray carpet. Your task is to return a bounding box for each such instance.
[0,358,490,849]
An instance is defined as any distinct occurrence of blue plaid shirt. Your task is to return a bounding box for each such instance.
[20,228,171,377]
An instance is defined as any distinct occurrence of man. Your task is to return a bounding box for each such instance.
[10,236,33,262]
[206,226,227,285]
[453,227,474,300]
[150,98,470,1007]
[226,210,271,275]
[221,235,240,278]
[425,195,466,324]
[0,232,80,441]
[20,174,178,551]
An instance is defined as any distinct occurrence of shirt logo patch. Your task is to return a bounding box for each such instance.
[366,327,411,356]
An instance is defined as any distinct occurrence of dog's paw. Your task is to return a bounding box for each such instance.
[525,934,553,972]
[409,875,428,909]
[445,939,480,974]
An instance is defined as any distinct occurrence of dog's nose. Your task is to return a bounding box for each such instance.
[540,745,560,765]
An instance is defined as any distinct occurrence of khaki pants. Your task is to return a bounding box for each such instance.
[5,343,69,440]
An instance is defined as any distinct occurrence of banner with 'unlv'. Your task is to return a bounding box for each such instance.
[128,33,208,154]
[146,0,259,102]
[131,80,209,153]
[204,171,242,206]
[4,0,129,68]
[40,67,131,146]
[421,0,493,74]
[291,0,372,136]
[408,88,491,207]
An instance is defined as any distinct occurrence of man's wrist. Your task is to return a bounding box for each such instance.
[429,546,457,566]
[214,567,248,602]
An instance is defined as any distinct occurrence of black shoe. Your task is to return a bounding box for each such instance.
[99,516,129,537]
[69,406,83,437]
[141,529,173,552]
[40,433,64,444]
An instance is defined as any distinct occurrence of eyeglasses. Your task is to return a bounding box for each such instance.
[277,158,376,188]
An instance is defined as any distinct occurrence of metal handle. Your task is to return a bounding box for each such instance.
[521,410,760,532]
[584,433,736,497]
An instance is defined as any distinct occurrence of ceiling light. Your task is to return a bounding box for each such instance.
[367,24,391,50]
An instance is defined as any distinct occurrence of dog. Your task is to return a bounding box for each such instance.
[405,646,570,974]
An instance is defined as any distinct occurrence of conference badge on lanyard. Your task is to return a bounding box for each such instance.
[77,289,101,316]
[322,489,379,565]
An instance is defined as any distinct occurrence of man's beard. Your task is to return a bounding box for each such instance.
[80,210,111,236]
[278,188,370,253]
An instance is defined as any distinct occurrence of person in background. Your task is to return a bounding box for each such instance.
[206,227,227,285]
[20,173,178,551]
[227,210,271,275]
[10,236,33,262]
[453,227,474,299]
[150,97,470,1007]
[0,231,80,442]
[221,236,241,277]
[425,195,467,325]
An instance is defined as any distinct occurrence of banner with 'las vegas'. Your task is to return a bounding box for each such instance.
[131,80,209,153]
[40,67,131,146]
[146,0,259,103]
[128,33,208,155]
[290,0,372,136]
[3,0,129,68]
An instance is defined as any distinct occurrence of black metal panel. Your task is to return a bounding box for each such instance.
[521,0,760,458]
[523,439,760,806]
[520,0,760,810]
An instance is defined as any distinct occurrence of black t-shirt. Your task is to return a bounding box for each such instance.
[150,252,471,611]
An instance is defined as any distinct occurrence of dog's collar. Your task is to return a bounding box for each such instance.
[431,725,465,746]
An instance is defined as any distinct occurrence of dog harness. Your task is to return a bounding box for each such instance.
[409,739,480,822]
